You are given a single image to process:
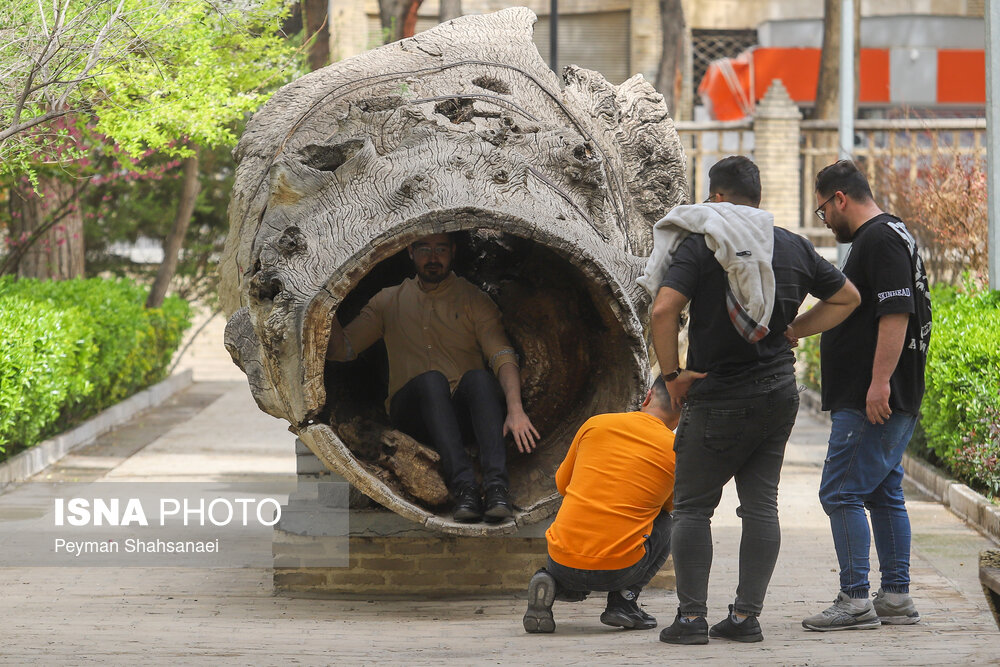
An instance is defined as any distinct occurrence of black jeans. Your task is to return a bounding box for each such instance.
[546,511,673,594]
[670,373,799,617]
[389,369,508,491]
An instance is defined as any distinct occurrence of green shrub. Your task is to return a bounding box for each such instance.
[0,297,95,450]
[0,277,191,459]
[921,281,1000,497]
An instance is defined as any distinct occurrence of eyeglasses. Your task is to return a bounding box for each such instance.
[412,246,451,258]
[814,193,837,222]
[704,193,719,203]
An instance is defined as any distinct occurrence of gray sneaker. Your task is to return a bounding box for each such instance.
[523,569,556,633]
[873,589,921,625]
[802,592,881,631]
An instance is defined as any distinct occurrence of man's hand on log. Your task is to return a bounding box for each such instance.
[504,407,540,454]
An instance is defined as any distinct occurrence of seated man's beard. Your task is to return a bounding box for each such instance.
[419,262,448,283]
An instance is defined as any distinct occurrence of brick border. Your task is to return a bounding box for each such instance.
[0,370,194,491]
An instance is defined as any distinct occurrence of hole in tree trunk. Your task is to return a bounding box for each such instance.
[321,228,638,521]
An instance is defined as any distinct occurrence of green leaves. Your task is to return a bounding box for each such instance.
[920,281,1000,497]
[1,0,301,177]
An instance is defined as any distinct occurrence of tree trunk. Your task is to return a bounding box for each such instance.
[654,0,686,115]
[7,176,85,280]
[220,8,688,535]
[439,0,461,22]
[378,0,423,43]
[146,151,200,309]
[301,0,330,71]
[814,0,861,120]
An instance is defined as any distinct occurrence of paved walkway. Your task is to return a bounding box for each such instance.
[1,378,997,665]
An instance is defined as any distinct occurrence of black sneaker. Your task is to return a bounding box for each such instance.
[523,569,556,633]
[659,610,709,645]
[709,605,763,642]
[600,590,657,630]
[483,484,513,522]
[452,486,483,523]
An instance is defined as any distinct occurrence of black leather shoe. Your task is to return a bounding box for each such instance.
[483,484,513,522]
[600,590,657,630]
[453,486,483,523]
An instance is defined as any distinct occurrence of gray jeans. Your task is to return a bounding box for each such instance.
[671,373,799,617]
[546,511,672,594]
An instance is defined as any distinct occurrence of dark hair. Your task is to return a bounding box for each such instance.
[815,159,874,201]
[708,156,761,206]
[650,376,681,415]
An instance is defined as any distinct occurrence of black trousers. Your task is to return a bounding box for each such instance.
[389,369,508,492]
[671,373,799,617]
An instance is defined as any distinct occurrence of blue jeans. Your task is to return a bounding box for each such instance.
[671,373,800,617]
[819,409,918,598]
[546,512,673,594]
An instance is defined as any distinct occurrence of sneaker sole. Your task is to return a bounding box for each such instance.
[659,632,709,645]
[801,619,882,632]
[709,629,763,642]
[600,611,656,630]
[877,614,920,625]
[523,575,556,634]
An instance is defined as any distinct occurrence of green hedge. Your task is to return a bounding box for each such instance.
[920,282,1000,497]
[797,281,1000,498]
[0,277,191,460]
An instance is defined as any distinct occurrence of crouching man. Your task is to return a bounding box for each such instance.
[522,377,679,633]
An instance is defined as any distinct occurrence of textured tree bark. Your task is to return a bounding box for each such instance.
[221,8,687,535]
[147,151,200,309]
[8,177,85,280]
[654,0,685,116]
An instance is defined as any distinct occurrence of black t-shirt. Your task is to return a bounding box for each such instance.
[820,214,931,414]
[661,227,846,395]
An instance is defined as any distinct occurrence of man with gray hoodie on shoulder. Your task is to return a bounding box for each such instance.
[645,156,861,645]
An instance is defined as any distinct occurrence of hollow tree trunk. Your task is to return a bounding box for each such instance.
[8,176,85,280]
[146,151,200,309]
[220,8,688,536]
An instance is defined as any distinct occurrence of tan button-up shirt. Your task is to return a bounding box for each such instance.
[341,273,518,409]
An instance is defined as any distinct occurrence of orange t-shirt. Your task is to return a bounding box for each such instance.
[545,411,675,571]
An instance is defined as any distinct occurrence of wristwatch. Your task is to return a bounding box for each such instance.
[662,367,683,382]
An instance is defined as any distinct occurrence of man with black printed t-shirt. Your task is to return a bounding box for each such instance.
[802,159,932,632]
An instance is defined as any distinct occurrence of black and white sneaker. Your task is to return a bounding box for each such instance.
[600,589,657,630]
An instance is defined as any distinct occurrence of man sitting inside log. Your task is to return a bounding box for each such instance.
[522,377,678,632]
[325,232,539,523]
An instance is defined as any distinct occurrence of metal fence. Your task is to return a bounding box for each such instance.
[799,118,987,234]
[674,116,986,237]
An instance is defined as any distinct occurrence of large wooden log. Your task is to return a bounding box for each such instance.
[221,8,687,536]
